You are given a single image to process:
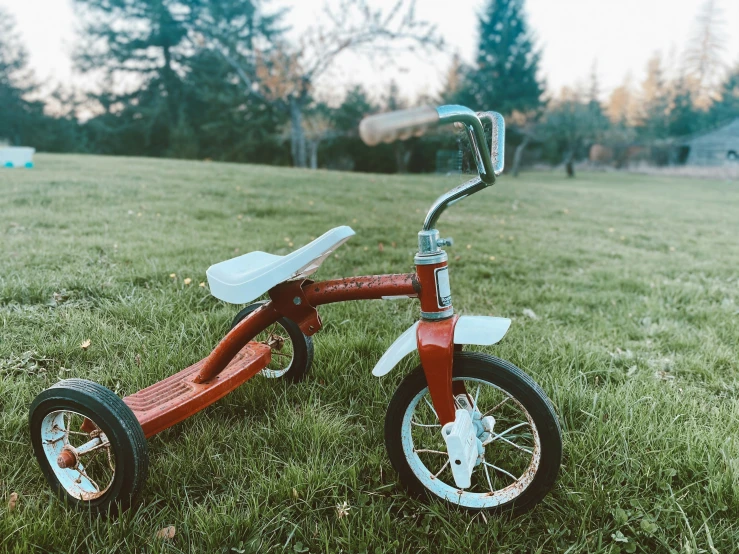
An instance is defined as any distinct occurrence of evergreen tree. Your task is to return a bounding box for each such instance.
[639,53,670,139]
[709,64,739,125]
[0,8,43,146]
[73,0,197,154]
[667,78,701,137]
[455,0,544,115]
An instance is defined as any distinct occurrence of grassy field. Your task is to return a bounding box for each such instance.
[1,154,738,553]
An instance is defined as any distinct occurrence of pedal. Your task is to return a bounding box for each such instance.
[441,409,478,489]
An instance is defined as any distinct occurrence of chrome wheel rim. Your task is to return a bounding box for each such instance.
[40,410,115,501]
[401,377,541,509]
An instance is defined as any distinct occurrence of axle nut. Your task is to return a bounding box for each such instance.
[57,449,77,469]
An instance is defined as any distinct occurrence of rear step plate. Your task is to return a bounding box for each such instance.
[124,343,271,438]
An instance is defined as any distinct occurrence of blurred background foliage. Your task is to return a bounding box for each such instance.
[1,0,737,174]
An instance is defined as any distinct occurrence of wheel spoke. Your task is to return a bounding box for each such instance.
[270,350,292,359]
[411,419,440,428]
[495,435,533,454]
[424,397,438,419]
[482,422,529,446]
[433,459,450,479]
[414,448,447,456]
[473,385,481,412]
[483,461,494,493]
[483,461,518,482]
[483,396,511,417]
[76,464,101,493]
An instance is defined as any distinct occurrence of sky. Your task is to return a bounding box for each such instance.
[1,0,737,104]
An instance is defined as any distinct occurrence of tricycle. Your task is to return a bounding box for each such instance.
[29,104,562,515]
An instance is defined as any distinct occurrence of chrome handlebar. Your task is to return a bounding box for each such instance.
[359,104,505,232]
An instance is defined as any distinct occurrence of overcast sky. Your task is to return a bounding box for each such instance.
[1,0,737,103]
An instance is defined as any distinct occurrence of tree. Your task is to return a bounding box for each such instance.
[541,87,608,177]
[607,74,640,127]
[667,76,702,137]
[455,0,544,116]
[73,0,196,152]
[639,53,670,139]
[709,64,739,124]
[199,0,441,168]
[0,8,43,146]
[684,0,727,108]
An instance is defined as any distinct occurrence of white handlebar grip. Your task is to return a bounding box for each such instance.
[359,106,439,146]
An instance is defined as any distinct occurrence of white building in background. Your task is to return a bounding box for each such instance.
[685,119,739,166]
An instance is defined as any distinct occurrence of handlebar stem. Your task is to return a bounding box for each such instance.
[422,175,486,232]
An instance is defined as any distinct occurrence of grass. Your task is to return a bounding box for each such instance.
[1,154,738,553]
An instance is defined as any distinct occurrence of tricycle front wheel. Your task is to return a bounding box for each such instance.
[385,352,561,514]
[29,379,148,515]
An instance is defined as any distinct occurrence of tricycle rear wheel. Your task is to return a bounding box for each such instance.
[232,301,313,382]
[29,379,148,515]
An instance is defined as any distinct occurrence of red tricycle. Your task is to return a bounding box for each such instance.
[30,105,562,515]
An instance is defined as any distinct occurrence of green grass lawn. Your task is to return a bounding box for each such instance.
[1,154,738,553]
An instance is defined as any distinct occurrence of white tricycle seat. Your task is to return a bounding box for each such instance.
[207,226,355,304]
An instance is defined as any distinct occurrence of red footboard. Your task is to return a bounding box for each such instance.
[124,343,271,438]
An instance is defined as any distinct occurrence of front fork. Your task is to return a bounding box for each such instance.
[414,243,461,426]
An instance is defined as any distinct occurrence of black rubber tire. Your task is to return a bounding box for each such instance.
[385,352,562,515]
[29,379,148,515]
[231,301,313,383]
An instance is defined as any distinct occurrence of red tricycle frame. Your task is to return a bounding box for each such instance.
[122,262,462,438]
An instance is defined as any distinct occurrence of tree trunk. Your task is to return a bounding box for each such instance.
[308,139,320,169]
[395,144,411,173]
[511,135,530,177]
[289,97,307,168]
[162,44,179,130]
[564,151,575,177]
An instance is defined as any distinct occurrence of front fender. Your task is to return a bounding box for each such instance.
[371,315,511,377]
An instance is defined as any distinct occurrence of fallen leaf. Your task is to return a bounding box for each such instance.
[466,244,472,249]
[489,256,496,261]
[169,273,176,279]
[80,339,91,350]
[378,242,384,252]
[155,526,176,540]
[199,282,205,288]
[183,278,192,285]
[8,492,18,511]
[522,308,539,320]
[292,488,299,499]
[135,354,141,366]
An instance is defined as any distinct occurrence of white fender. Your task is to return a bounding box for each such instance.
[371,316,511,377]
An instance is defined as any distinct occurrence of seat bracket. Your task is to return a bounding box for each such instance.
[268,280,322,336]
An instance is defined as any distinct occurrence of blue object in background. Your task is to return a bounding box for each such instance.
[1,146,36,168]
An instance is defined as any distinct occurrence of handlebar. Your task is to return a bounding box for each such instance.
[359,105,504,185]
[358,106,439,146]
[359,104,506,235]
